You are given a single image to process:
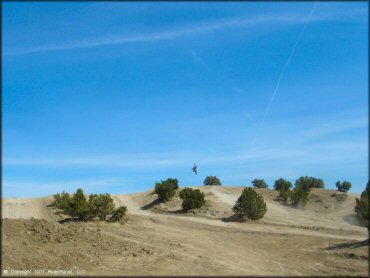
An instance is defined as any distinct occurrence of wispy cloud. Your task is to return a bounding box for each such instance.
[5,8,366,56]
[255,112,368,146]
[0,146,334,169]
[2,177,132,198]
[303,117,368,138]
[4,178,126,190]
[4,155,187,168]
[3,113,366,169]
[3,147,303,168]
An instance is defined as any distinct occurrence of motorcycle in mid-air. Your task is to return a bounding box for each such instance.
[192,164,198,175]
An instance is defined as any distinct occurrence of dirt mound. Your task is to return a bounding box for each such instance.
[131,187,235,218]
[111,186,364,231]
[19,218,97,244]
[2,218,166,274]
[111,186,365,239]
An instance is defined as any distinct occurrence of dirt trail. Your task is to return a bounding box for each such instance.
[209,186,239,206]
[2,186,368,275]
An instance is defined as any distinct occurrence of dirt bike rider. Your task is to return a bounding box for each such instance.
[192,164,198,175]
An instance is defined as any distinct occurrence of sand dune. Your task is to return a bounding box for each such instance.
[2,186,368,275]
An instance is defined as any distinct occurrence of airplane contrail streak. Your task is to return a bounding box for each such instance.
[252,2,318,145]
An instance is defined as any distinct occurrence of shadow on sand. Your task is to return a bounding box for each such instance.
[325,239,369,250]
[58,218,84,224]
[343,214,364,227]
[162,209,186,214]
[221,214,245,223]
[272,198,293,207]
[140,199,161,210]
[141,199,186,214]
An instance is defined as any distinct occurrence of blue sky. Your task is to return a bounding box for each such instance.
[3,2,368,197]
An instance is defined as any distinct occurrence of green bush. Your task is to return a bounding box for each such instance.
[290,185,310,208]
[52,189,125,222]
[279,188,291,203]
[273,178,292,203]
[336,181,352,193]
[355,182,369,229]
[203,176,221,186]
[87,194,99,219]
[88,193,115,220]
[295,176,324,189]
[252,179,268,188]
[273,178,292,191]
[179,188,206,211]
[232,188,267,220]
[154,178,178,202]
[108,206,128,223]
[166,178,179,189]
[52,191,72,211]
[69,188,90,220]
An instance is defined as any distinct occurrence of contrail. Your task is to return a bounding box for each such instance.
[252,2,318,145]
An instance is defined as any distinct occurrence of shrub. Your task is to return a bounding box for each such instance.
[232,188,267,220]
[53,189,87,219]
[179,188,206,211]
[273,178,292,203]
[88,193,115,220]
[87,194,99,219]
[279,188,291,203]
[290,185,310,208]
[69,188,90,220]
[52,191,72,211]
[273,178,292,191]
[203,176,221,186]
[166,178,179,189]
[355,182,369,229]
[336,181,352,193]
[155,179,178,202]
[108,206,128,223]
[295,176,324,189]
[53,189,125,222]
[252,179,268,188]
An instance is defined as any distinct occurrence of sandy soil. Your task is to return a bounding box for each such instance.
[2,186,369,276]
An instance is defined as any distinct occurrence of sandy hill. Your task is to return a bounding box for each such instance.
[2,186,368,276]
